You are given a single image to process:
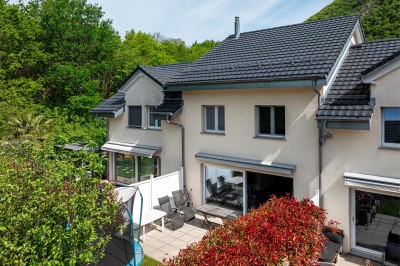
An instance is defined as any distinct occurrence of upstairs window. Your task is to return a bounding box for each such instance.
[257,106,285,137]
[382,108,400,148]
[148,106,161,129]
[128,106,142,128]
[204,106,225,133]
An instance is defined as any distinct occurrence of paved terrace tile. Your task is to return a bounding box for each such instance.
[139,214,222,263]
[139,215,377,265]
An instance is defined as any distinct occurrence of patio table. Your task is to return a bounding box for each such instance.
[196,204,236,227]
[225,176,243,185]
[134,209,166,243]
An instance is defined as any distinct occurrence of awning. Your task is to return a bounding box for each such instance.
[55,142,100,152]
[101,141,161,158]
[344,172,400,195]
[195,152,296,176]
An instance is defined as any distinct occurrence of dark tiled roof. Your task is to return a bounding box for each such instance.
[91,91,125,115]
[317,38,400,120]
[166,15,360,86]
[139,63,191,87]
[362,50,400,76]
[152,99,183,115]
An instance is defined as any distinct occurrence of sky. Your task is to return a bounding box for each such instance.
[10,0,334,45]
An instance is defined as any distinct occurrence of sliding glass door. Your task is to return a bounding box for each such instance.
[350,188,400,261]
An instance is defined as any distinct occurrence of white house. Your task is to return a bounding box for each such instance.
[92,15,400,262]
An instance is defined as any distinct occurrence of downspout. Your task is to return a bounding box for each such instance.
[166,116,185,189]
[312,80,323,208]
[106,120,109,180]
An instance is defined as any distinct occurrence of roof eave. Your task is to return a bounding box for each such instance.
[167,77,327,91]
[91,106,124,118]
[317,118,371,130]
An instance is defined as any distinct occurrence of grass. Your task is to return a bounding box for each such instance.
[378,195,400,218]
[142,255,161,266]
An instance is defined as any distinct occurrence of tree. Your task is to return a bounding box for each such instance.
[8,112,53,139]
[165,196,338,265]
[307,0,400,41]
[0,138,120,265]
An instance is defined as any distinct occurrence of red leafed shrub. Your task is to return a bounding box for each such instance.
[164,195,338,266]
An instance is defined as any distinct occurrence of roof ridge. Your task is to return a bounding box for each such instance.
[140,62,193,69]
[225,14,360,39]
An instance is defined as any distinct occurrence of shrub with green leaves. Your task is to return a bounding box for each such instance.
[0,139,119,265]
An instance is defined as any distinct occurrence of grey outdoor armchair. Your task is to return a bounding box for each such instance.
[158,196,184,230]
[172,190,195,222]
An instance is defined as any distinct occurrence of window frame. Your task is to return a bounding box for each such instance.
[128,106,142,128]
[381,107,400,148]
[256,106,285,138]
[204,105,225,134]
[114,152,160,185]
[148,106,161,130]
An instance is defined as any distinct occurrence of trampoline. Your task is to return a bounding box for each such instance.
[96,185,144,266]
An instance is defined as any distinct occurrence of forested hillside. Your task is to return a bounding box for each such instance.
[307,0,400,41]
[0,0,218,144]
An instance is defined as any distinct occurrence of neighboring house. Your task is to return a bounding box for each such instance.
[92,15,400,261]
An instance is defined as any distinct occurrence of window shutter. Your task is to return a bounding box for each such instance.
[129,106,142,127]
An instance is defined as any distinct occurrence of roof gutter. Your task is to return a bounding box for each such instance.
[167,78,326,91]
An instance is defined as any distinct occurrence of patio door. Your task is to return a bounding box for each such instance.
[350,188,400,262]
[246,171,293,210]
[203,165,246,214]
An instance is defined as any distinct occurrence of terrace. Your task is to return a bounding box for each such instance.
[138,217,374,266]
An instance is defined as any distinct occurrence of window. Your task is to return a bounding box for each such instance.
[128,106,142,128]
[148,106,161,129]
[204,165,243,213]
[204,106,224,133]
[382,108,400,148]
[257,106,285,137]
[115,153,159,184]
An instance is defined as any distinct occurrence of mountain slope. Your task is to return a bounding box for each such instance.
[307,0,400,41]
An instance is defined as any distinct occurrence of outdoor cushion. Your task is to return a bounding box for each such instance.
[321,240,342,263]
[325,231,344,245]
[386,231,400,263]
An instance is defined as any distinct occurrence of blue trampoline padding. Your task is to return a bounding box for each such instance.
[127,240,144,266]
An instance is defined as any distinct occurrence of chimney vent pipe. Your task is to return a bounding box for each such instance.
[235,16,240,39]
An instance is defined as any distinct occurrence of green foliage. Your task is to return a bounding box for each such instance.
[0,0,218,264]
[0,138,120,265]
[142,255,161,266]
[0,0,218,145]
[8,112,53,139]
[52,113,107,145]
[307,0,400,41]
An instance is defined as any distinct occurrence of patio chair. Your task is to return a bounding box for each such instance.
[356,209,370,227]
[217,175,235,193]
[206,179,227,203]
[172,190,195,222]
[158,196,184,230]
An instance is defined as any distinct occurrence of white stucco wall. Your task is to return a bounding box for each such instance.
[107,72,182,176]
[182,87,321,208]
[322,67,400,253]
